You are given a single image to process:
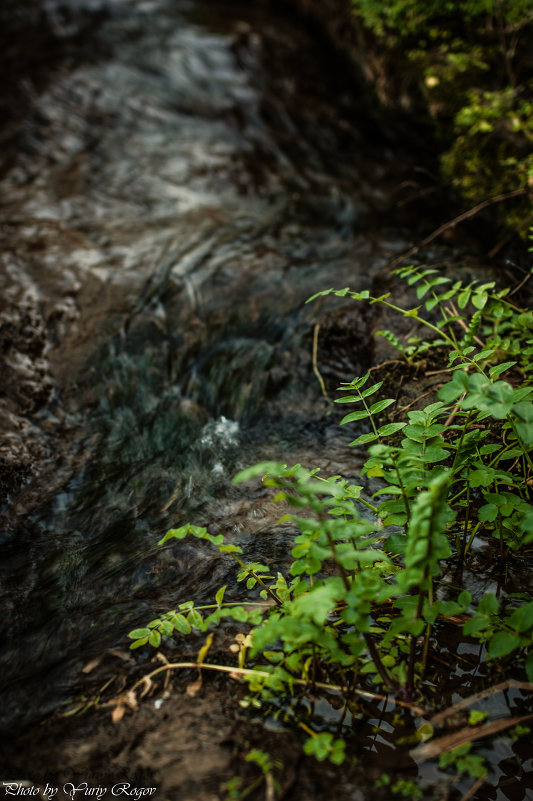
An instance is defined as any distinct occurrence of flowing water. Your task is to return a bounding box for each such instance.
[1,1,531,797]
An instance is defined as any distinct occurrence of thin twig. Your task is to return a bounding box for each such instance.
[122,660,425,714]
[459,774,488,801]
[488,231,513,258]
[445,392,466,427]
[508,271,531,298]
[445,301,485,348]
[312,324,332,404]
[426,368,452,376]
[364,634,398,694]
[368,359,403,374]
[396,387,438,413]
[429,679,533,726]
[412,713,533,763]
[389,188,528,268]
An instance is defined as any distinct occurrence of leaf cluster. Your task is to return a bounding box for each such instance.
[127,265,533,771]
[350,0,533,235]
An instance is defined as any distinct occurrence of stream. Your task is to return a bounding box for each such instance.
[1,1,531,798]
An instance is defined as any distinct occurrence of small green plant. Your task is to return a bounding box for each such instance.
[439,743,487,780]
[225,749,282,801]
[441,89,533,236]
[127,265,533,779]
[303,732,346,764]
[350,0,533,235]
[376,774,422,798]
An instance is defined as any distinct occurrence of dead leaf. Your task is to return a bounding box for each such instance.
[112,704,125,724]
[125,690,138,710]
[82,656,102,674]
[197,633,214,665]
[186,678,202,697]
[108,649,134,663]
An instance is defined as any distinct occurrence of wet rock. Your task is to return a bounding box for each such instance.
[0,299,55,501]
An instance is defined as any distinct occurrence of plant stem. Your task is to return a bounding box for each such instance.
[450,411,474,476]
[392,456,411,523]
[461,480,471,559]
[126,662,424,713]
[230,554,283,607]
[464,521,482,556]
[407,590,425,696]
[324,527,351,592]
[420,622,431,681]
[363,633,397,693]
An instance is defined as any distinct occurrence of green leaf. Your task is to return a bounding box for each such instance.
[172,613,192,634]
[350,432,379,446]
[158,526,194,545]
[369,398,395,415]
[473,349,496,362]
[350,290,371,301]
[233,462,287,484]
[513,387,533,403]
[513,402,533,445]
[306,288,335,303]
[519,511,533,535]
[479,444,501,455]
[458,590,472,607]
[340,409,370,424]
[507,601,533,633]
[128,628,151,639]
[359,381,384,399]
[468,467,514,488]
[220,544,244,554]
[463,616,491,636]
[488,631,520,658]
[215,585,227,606]
[130,637,149,650]
[478,594,499,615]
[489,362,517,379]
[462,377,514,419]
[438,371,468,402]
[421,444,450,462]
[188,609,204,629]
[377,422,407,436]
[472,292,488,310]
[468,710,488,725]
[148,630,161,648]
[469,470,493,488]
[458,289,470,309]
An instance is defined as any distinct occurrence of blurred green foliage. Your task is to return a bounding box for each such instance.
[351,0,533,235]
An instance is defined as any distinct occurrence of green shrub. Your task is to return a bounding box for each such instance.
[128,266,533,777]
[350,0,533,235]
